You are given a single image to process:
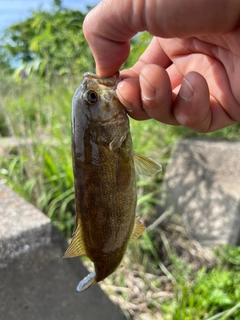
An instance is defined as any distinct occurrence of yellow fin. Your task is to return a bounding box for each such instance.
[131,217,145,240]
[63,219,86,258]
[134,152,162,176]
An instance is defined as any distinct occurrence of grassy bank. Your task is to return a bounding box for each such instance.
[1,74,240,319]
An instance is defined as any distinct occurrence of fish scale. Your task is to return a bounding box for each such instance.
[63,72,161,292]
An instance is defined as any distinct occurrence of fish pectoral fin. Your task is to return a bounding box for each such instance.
[131,217,145,240]
[134,152,162,176]
[109,132,127,152]
[63,220,86,258]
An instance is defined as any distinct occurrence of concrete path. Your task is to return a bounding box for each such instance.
[0,182,125,320]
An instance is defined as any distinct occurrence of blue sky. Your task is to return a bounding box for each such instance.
[0,0,100,34]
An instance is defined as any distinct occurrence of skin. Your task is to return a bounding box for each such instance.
[70,73,137,283]
[83,0,240,133]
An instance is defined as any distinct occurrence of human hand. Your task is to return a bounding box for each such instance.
[83,0,240,132]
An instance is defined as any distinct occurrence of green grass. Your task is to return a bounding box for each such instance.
[0,75,75,236]
[1,73,240,319]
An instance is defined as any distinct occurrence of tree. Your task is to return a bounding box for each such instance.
[2,4,94,78]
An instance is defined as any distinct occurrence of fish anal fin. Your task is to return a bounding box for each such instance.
[63,220,86,258]
[131,217,145,240]
[134,152,162,176]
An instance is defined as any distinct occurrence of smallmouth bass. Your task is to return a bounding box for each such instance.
[64,72,161,292]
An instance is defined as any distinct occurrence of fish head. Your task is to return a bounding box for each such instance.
[72,72,127,126]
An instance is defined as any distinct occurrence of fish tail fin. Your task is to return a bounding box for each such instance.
[76,271,96,292]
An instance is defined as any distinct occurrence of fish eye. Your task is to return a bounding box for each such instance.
[83,90,98,105]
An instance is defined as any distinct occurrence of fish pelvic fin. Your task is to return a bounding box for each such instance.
[63,218,86,258]
[134,152,162,176]
[76,272,96,292]
[131,217,145,240]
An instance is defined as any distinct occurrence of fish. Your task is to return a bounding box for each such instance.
[64,72,161,292]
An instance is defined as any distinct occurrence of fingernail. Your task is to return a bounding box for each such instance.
[140,75,156,101]
[179,77,195,102]
[117,82,133,112]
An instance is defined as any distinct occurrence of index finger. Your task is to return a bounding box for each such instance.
[83,0,240,76]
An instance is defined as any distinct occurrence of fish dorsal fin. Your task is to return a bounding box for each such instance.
[131,217,145,240]
[63,218,86,258]
[134,152,162,176]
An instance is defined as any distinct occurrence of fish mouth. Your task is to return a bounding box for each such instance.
[83,72,120,89]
